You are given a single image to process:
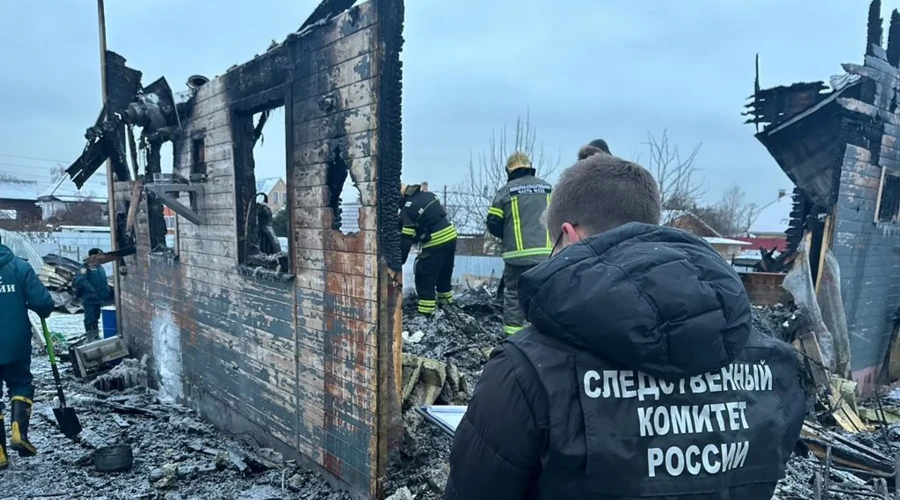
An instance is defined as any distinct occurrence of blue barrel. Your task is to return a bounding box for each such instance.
[101,306,117,339]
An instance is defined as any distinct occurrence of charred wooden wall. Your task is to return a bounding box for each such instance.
[833,143,900,384]
[113,1,403,497]
[818,48,900,388]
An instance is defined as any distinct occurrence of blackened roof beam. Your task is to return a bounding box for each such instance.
[887,9,900,66]
[868,0,884,57]
[743,81,830,130]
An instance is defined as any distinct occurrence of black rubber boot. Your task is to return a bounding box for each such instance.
[0,414,8,470]
[10,397,36,457]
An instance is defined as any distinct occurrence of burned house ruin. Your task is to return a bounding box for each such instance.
[746,0,900,393]
[64,0,405,497]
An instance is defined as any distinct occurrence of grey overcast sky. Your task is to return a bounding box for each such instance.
[0,0,884,212]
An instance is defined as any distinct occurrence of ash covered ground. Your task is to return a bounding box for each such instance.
[386,286,504,499]
[6,292,873,500]
[3,314,349,500]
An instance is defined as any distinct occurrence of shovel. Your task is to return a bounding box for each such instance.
[40,318,83,439]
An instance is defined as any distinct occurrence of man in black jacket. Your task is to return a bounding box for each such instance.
[74,248,111,342]
[400,183,458,316]
[444,154,805,500]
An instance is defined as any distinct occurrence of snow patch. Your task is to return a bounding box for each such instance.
[152,306,184,402]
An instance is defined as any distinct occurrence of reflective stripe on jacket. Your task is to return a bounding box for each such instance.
[400,189,457,263]
[487,174,552,266]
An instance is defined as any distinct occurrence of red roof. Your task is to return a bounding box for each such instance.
[731,236,787,252]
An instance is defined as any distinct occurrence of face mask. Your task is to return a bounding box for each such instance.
[550,223,578,257]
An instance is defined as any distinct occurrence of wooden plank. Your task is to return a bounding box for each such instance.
[191,78,226,105]
[325,270,378,303]
[292,53,375,104]
[793,331,830,389]
[179,237,237,259]
[293,79,374,127]
[293,205,376,233]
[295,248,378,278]
[183,349,297,447]
[874,166,888,222]
[326,229,377,255]
[180,225,239,246]
[293,130,375,168]
[293,186,330,213]
[290,157,374,190]
[815,212,834,296]
[201,125,235,149]
[294,104,377,149]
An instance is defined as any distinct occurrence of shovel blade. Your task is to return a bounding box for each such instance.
[53,407,82,439]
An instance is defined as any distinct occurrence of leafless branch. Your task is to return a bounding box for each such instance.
[643,129,705,211]
[448,111,561,236]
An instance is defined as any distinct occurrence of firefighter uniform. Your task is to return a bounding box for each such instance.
[0,243,54,468]
[486,153,552,335]
[401,184,458,316]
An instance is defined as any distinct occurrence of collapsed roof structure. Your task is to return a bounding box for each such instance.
[745,0,900,393]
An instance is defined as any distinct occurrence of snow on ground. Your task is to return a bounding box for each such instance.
[30,311,87,339]
[4,311,348,500]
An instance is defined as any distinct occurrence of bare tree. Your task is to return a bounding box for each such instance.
[643,130,705,215]
[692,184,761,236]
[715,185,759,236]
[449,111,561,235]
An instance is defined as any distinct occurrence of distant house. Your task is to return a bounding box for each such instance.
[256,177,287,212]
[661,210,750,261]
[731,193,792,252]
[0,177,41,230]
[37,178,108,226]
[661,210,720,237]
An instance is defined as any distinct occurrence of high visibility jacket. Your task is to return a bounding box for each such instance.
[487,172,553,266]
[400,189,457,264]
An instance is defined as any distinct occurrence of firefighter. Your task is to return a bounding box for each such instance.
[0,235,54,469]
[400,183,458,316]
[486,152,553,335]
[73,248,111,342]
[445,154,804,500]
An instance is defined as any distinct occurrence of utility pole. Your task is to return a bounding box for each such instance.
[97,0,122,330]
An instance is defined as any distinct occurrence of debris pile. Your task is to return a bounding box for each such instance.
[3,347,349,500]
[388,286,504,499]
[390,289,900,500]
[752,303,796,343]
[38,253,113,314]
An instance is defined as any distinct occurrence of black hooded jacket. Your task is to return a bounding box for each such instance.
[444,223,805,500]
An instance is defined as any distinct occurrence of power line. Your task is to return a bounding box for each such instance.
[0,162,58,172]
[0,153,72,164]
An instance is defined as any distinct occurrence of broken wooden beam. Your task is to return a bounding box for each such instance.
[801,421,894,475]
[85,247,137,267]
[125,179,143,233]
[145,184,205,225]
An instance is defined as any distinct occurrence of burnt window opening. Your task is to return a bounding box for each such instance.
[877,168,900,223]
[326,147,362,235]
[234,105,291,279]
